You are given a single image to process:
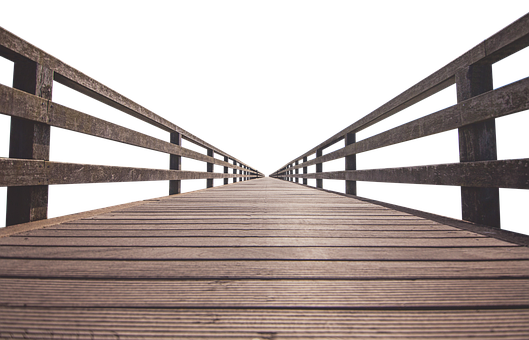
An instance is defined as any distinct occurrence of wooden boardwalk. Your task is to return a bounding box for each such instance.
[1,177,529,339]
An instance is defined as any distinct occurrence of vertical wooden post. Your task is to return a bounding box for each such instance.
[295,161,299,183]
[233,160,237,183]
[222,156,230,184]
[456,64,500,227]
[169,132,181,195]
[6,59,53,226]
[345,132,357,195]
[206,149,215,188]
[315,149,323,188]
[303,156,309,185]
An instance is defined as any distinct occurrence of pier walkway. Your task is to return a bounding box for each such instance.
[1,177,528,338]
[2,12,529,338]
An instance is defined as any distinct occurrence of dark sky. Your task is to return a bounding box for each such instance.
[0,8,526,172]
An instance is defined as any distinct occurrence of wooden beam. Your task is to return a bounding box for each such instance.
[207,149,214,188]
[345,132,356,195]
[224,157,229,185]
[169,132,181,195]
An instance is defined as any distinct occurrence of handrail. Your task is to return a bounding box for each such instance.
[271,13,529,229]
[0,26,263,226]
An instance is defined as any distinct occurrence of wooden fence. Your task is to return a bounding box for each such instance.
[271,13,529,229]
[0,27,263,227]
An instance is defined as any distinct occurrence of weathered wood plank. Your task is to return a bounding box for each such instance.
[56,221,453,228]
[0,259,527,279]
[86,213,423,220]
[0,246,526,260]
[15,229,482,238]
[1,307,528,339]
[0,279,528,309]
[0,237,511,247]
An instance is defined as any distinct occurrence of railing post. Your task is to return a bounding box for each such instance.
[316,149,323,188]
[233,160,237,183]
[303,157,308,185]
[296,161,303,184]
[6,59,53,226]
[295,161,299,183]
[345,132,357,195]
[207,148,214,188]
[456,64,500,227]
[224,157,229,185]
[13,61,53,100]
[169,132,181,195]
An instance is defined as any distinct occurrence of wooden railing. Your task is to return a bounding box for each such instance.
[0,27,263,227]
[271,13,529,229]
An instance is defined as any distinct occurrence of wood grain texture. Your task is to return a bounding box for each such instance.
[0,177,528,338]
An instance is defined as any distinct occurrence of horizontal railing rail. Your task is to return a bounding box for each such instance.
[0,26,263,226]
[271,13,529,229]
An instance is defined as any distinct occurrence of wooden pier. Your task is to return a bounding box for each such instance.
[1,11,529,339]
[1,177,528,338]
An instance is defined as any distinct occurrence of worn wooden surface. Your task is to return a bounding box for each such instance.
[0,177,528,338]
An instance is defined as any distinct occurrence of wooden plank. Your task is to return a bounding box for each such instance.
[0,279,528,309]
[0,246,527,261]
[0,259,527,279]
[15,229,482,238]
[86,214,423,220]
[0,307,528,339]
[0,237,512,247]
[56,221,454,228]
